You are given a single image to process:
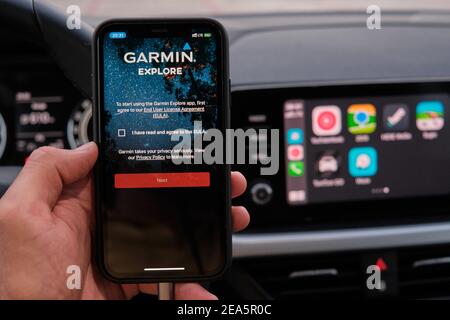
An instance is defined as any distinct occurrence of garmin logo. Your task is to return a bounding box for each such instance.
[124,51,194,64]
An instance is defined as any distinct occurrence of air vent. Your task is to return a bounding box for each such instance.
[235,244,450,299]
[399,246,450,299]
[239,254,361,299]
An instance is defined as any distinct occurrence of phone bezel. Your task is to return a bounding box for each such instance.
[92,18,231,283]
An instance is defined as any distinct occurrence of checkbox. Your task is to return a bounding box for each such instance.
[118,129,126,137]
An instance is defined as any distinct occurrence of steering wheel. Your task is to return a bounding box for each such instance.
[1,0,93,97]
[0,0,94,194]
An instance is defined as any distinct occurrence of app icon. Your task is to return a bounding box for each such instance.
[315,150,341,178]
[416,101,444,131]
[312,106,342,136]
[288,190,306,202]
[287,145,304,161]
[348,147,378,177]
[288,161,304,177]
[383,104,409,131]
[287,128,303,144]
[347,104,376,134]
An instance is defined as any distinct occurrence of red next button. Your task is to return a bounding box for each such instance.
[114,172,210,189]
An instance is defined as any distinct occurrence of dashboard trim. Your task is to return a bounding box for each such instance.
[232,222,450,257]
[231,77,450,93]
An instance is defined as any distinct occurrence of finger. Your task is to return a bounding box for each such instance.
[2,143,98,209]
[138,283,158,295]
[232,206,250,232]
[231,171,246,198]
[121,284,141,300]
[176,283,218,300]
[138,283,218,300]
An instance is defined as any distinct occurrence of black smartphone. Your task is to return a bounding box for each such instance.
[93,19,230,282]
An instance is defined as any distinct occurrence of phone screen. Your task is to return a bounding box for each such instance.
[94,20,230,281]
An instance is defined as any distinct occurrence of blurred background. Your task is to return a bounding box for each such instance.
[50,0,450,17]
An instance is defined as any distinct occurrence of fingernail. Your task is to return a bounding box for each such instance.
[76,142,96,151]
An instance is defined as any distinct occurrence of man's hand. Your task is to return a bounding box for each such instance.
[0,142,249,300]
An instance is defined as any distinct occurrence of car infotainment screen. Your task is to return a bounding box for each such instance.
[283,93,450,205]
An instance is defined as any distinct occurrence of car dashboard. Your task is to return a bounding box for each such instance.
[3,8,450,299]
[0,34,90,165]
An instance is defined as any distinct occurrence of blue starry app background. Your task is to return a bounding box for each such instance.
[103,33,219,172]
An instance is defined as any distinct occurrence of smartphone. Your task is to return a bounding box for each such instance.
[93,19,231,282]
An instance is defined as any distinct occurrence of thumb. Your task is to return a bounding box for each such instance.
[3,142,98,209]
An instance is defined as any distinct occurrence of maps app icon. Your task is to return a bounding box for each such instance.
[416,101,444,131]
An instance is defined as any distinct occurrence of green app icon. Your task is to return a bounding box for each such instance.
[288,161,304,177]
[347,104,377,134]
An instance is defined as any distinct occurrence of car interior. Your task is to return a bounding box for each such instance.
[2,0,450,299]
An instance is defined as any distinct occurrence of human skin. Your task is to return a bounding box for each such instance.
[0,142,249,300]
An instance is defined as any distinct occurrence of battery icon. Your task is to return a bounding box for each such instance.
[204,33,212,38]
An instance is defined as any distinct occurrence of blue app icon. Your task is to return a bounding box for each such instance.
[348,147,378,177]
[287,128,303,144]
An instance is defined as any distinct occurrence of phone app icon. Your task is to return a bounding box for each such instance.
[416,101,444,131]
[312,106,342,136]
[383,104,409,131]
[348,147,377,177]
[347,104,376,134]
[315,150,341,178]
[287,145,304,161]
[288,161,304,177]
[287,128,303,144]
